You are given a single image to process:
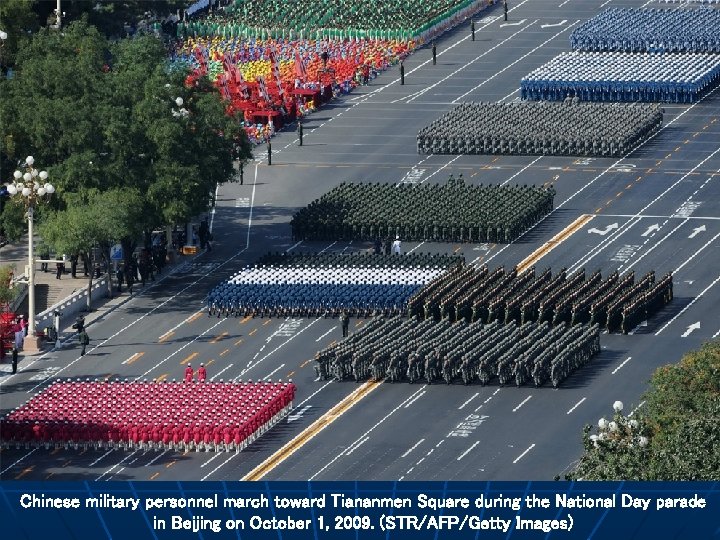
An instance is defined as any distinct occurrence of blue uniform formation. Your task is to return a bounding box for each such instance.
[206,252,462,318]
[570,8,720,53]
[291,179,554,243]
[407,265,673,334]
[313,316,601,388]
[417,101,663,157]
[521,52,720,103]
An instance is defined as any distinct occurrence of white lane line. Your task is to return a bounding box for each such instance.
[404,390,427,408]
[309,387,426,480]
[611,357,632,375]
[246,164,258,249]
[401,438,426,458]
[200,452,224,469]
[295,380,334,408]
[513,443,536,464]
[286,240,303,253]
[458,392,480,410]
[138,318,225,379]
[145,450,169,467]
[89,449,114,467]
[713,327,720,339]
[628,401,646,418]
[674,231,720,274]
[475,85,720,267]
[407,241,426,254]
[419,155,462,184]
[210,363,234,381]
[453,20,578,103]
[558,0,572,7]
[318,241,337,254]
[457,441,481,461]
[0,448,37,475]
[315,327,337,342]
[262,363,285,380]
[512,395,532,412]
[566,397,587,415]
[237,318,321,377]
[618,217,689,272]
[344,436,370,456]
[96,450,139,481]
[500,156,543,186]
[656,273,720,335]
[475,388,501,412]
[408,21,537,104]
[202,454,238,481]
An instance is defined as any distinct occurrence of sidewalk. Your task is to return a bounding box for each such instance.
[1,237,204,372]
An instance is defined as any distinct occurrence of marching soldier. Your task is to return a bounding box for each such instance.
[341,310,350,338]
[471,19,476,41]
[504,0,508,21]
[400,61,405,85]
[297,120,303,146]
[432,42,437,65]
[267,139,272,165]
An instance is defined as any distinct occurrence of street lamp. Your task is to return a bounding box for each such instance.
[6,156,55,352]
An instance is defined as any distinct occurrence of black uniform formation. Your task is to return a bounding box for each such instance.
[206,252,462,318]
[416,102,663,157]
[406,265,673,333]
[290,180,555,243]
[570,8,720,53]
[313,317,601,388]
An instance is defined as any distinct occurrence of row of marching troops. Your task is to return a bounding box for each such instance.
[290,180,555,244]
[206,253,460,318]
[313,316,600,388]
[406,265,673,334]
[416,101,663,158]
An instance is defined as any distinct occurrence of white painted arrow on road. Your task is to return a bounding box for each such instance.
[541,20,567,29]
[641,224,661,237]
[588,223,619,235]
[682,322,701,337]
[500,18,526,27]
[688,225,706,239]
[287,405,312,423]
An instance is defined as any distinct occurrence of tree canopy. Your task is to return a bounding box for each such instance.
[1,17,252,247]
[566,341,720,480]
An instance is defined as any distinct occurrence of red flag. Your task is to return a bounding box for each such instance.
[294,51,307,81]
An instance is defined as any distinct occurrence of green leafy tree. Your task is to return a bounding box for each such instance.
[0,0,39,68]
[0,265,17,304]
[566,342,720,480]
[2,18,252,261]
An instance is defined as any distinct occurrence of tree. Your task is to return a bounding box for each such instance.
[0,0,39,68]
[566,342,720,480]
[1,19,252,262]
[0,265,17,304]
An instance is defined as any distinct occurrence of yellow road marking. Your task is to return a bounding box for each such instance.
[62,460,72,468]
[125,352,145,365]
[45,473,54,480]
[329,340,337,347]
[180,352,198,365]
[300,359,312,368]
[187,312,204,324]
[240,316,252,325]
[150,472,160,480]
[625,184,632,189]
[166,460,176,468]
[249,328,258,336]
[287,371,295,378]
[615,192,623,197]
[517,214,594,274]
[453,246,461,253]
[234,339,244,346]
[15,466,34,479]
[210,331,229,344]
[263,320,272,326]
[675,146,681,152]
[243,381,381,480]
[156,373,169,382]
[219,348,230,357]
[158,331,175,343]
[355,320,364,327]
[206,359,215,367]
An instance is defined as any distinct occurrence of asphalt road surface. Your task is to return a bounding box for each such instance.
[2,0,719,482]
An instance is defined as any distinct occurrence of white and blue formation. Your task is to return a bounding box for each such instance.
[521,52,720,103]
[206,253,462,317]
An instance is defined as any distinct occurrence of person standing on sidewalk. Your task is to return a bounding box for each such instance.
[78,330,90,357]
[11,348,18,374]
[432,42,437,65]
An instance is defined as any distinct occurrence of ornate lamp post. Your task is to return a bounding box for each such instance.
[6,156,55,352]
